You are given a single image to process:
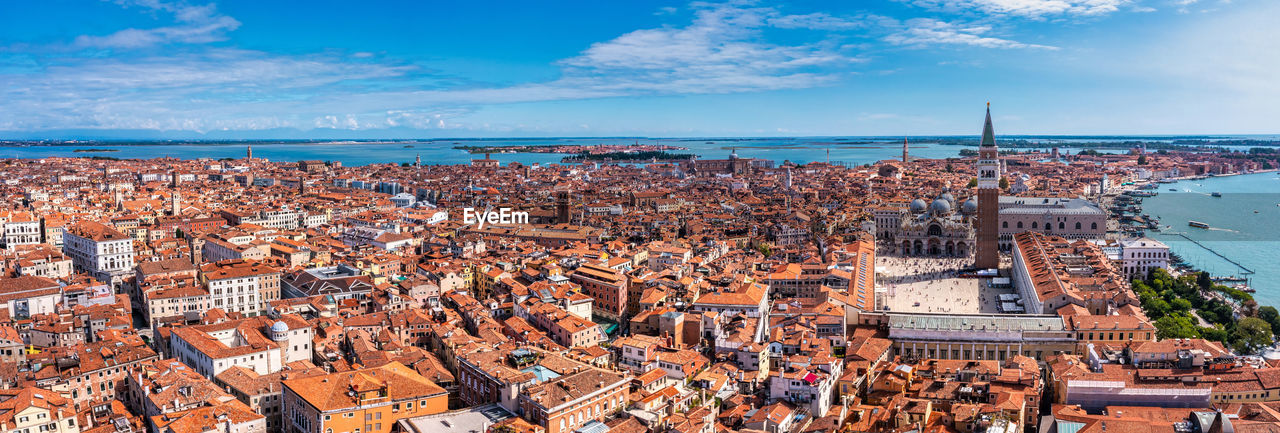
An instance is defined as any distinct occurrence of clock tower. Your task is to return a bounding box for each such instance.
[975,103,1000,269]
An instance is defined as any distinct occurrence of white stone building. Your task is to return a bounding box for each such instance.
[169,315,312,379]
[1115,237,1170,280]
[201,260,280,317]
[62,221,135,287]
[0,211,41,250]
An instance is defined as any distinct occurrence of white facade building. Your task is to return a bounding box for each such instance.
[62,221,135,287]
[0,211,41,250]
[170,316,312,379]
[1118,237,1170,280]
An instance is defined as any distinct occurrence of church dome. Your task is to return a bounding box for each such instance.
[271,321,289,334]
[931,198,953,215]
[940,192,956,205]
[962,198,978,215]
[910,199,928,213]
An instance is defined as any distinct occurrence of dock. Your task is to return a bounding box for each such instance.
[1172,233,1255,275]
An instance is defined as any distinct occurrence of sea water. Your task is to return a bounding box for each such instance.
[1142,171,1280,306]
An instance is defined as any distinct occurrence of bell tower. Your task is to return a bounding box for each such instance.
[974,103,1001,269]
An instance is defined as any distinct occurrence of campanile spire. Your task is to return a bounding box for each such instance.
[974,103,1001,269]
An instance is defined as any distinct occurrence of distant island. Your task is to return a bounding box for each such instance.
[455,143,689,154]
[72,148,120,152]
[562,150,694,163]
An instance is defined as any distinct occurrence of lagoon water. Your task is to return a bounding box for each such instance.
[1142,172,1280,306]
[2,137,1123,167]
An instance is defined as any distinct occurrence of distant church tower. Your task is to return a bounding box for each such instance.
[247,145,253,160]
[975,103,1001,269]
[555,191,571,224]
[170,191,181,216]
[902,138,910,162]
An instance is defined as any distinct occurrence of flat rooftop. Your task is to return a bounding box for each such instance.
[397,404,514,433]
[886,312,1066,332]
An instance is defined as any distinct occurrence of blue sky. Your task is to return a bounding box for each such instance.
[0,0,1275,138]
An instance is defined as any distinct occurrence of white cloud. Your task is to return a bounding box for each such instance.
[74,0,240,48]
[767,12,865,30]
[0,1,864,132]
[904,0,1132,18]
[885,18,1059,49]
[555,3,857,95]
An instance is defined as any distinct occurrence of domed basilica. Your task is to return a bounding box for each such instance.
[889,192,977,257]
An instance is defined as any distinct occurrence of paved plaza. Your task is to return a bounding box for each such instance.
[878,255,1016,314]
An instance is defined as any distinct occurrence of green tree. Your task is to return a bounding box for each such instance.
[1170,298,1193,312]
[1137,154,1148,165]
[1259,306,1280,334]
[967,178,978,188]
[1154,315,1200,339]
[1196,272,1213,291]
[1144,298,1171,319]
[1200,326,1228,343]
[1231,317,1274,354]
[999,176,1009,190]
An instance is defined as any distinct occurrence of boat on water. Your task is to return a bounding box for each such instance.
[1188,220,1210,228]
[1211,192,1222,197]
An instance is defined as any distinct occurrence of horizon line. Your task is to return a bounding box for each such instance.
[3,134,1279,142]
